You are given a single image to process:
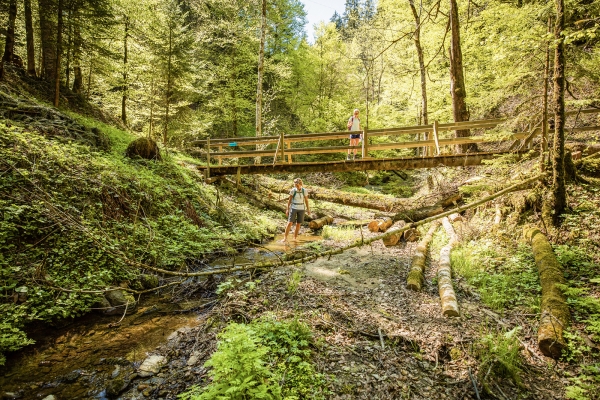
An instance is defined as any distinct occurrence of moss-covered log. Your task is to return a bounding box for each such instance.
[438,217,459,316]
[406,221,440,290]
[524,226,570,359]
[309,215,333,230]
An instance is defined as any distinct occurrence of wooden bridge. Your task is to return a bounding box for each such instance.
[192,109,600,178]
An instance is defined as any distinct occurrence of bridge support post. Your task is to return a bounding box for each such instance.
[279,131,285,163]
[206,137,211,179]
[287,142,292,164]
[362,129,369,159]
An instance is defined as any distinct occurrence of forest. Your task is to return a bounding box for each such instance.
[0,0,600,398]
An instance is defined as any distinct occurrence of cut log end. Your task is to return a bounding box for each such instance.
[309,215,333,230]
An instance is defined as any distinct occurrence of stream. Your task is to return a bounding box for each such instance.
[0,233,322,400]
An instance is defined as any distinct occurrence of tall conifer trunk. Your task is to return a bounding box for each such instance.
[164,24,173,145]
[122,16,129,125]
[72,11,83,93]
[449,0,475,153]
[39,0,57,81]
[3,0,18,65]
[552,0,566,221]
[24,0,36,75]
[54,0,63,107]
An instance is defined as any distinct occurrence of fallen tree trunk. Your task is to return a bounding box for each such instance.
[259,176,461,213]
[224,179,322,221]
[406,221,440,290]
[368,217,393,232]
[438,217,460,317]
[524,226,570,359]
[309,215,333,230]
[119,174,546,285]
[393,205,443,223]
[336,219,371,228]
[382,221,406,246]
[260,178,400,211]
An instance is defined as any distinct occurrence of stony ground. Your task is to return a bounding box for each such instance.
[117,218,573,400]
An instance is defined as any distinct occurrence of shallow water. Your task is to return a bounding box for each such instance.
[0,297,203,399]
[0,236,323,399]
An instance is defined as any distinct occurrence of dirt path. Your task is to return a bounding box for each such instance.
[116,229,567,399]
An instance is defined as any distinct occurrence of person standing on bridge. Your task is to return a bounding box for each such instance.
[281,178,311,243]
[347,109,361,160]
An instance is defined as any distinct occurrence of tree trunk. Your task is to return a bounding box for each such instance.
[408,0,428,155]
[552,0,566,222]
[438,217,459,316]
[54,0,63,107]
[255,0,266,162]
[449,0,475,153]
[24,0,35,75]
[72,14,83,93]
[523,226,570,358]
[406,221,440,290]
[122,15,129,125]
[368,217,393,233]
[3,0,17,65]
[65,5,72,89]
[309,216,333,230]
[38,0,57,81]
[164,25,173,145]
[541,17,551,172]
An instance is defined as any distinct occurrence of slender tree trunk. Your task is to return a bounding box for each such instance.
[72,14,83,93]
[3,0,18,64]
[86,56,92,100]
[54,0,63,107]
[24,0,36,76]
[409,0,428,155]
[149,75,155,139]
[449,0,475,153]
[256,0,266,140]
[552,0,566,222]
[163,25,173,146]
[541,17,551,173]
[38,0,57,81]
[65,5,72,88]
[122,15,129,125]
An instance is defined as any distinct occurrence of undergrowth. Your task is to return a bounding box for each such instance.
[180,317,328,400]
[0,121,276,364]
[450,240,540,313]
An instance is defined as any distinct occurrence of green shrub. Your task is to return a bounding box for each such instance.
[180,317,328,400]
[475,327,523,392]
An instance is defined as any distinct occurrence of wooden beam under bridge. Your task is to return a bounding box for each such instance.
[198,151,520,177]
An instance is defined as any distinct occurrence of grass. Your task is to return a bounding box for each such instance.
[322,225,357,241]
[450,241,540,313]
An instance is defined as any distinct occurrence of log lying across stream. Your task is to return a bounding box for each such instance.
[524,226,571,359]
[259,176,461,213]
[120,174,546,296]
[406,221,441,291]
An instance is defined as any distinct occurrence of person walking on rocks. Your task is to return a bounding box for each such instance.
[281,178,311,242]
[347,108,361,160]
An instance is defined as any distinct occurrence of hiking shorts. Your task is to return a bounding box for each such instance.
[288,209,305,224]
[349,133,361,139]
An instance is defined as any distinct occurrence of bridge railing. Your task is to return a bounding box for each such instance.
[190,109,600,165]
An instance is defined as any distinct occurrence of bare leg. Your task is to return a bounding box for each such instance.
[293,223,301,240]
[281,221,293,242]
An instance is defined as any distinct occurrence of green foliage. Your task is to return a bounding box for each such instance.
[321,226,356,241]
[475,327,523,391]
[451,241,540,312]
[0,122,276,361]
[180,317,328,400]
[565,363,600,400]
[287,270,302,294]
